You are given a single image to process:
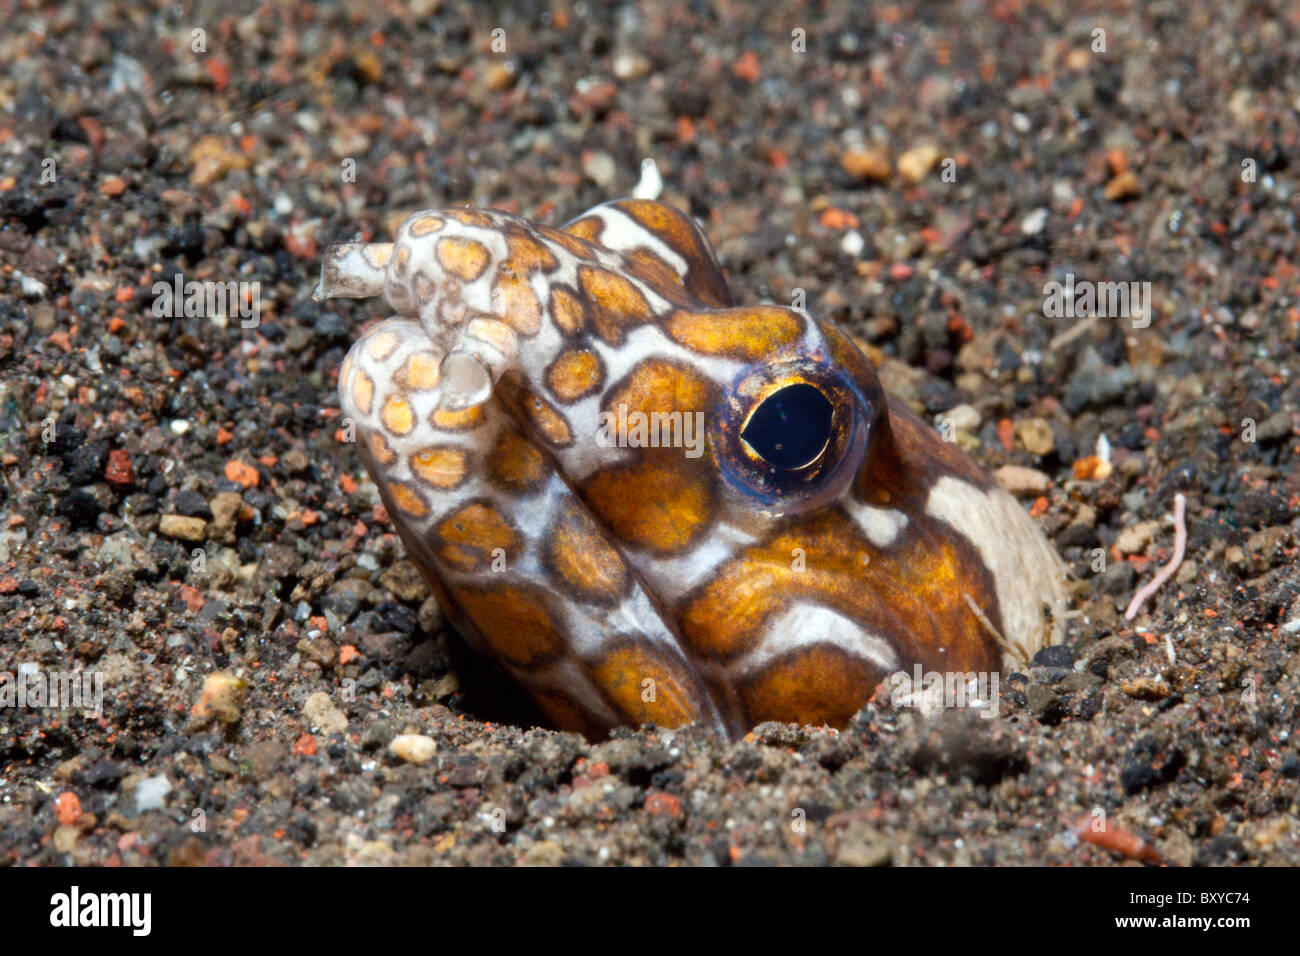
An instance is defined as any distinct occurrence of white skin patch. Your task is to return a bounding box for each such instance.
[842,499,908,548]
[732,603,900,679]
[924,476,1068,665]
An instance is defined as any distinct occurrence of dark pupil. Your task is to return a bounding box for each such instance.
[741,384,834,470]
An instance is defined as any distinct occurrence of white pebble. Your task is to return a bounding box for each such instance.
[389,734,437,765]
[840,230,865,256]
[18,273,47,297]
[939,403,981,432]
[1021,208,1048,235]
[135,775,172,813]
[582,151,617,188]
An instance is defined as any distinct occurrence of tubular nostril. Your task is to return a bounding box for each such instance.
[316,242,394,301]
[439,351,493,410]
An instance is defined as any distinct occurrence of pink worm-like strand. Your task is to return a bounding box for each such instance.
[1124,493,1188,621]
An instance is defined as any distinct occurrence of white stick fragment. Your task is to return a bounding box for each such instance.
[632,157,663,200]
[1124,493,1188,621]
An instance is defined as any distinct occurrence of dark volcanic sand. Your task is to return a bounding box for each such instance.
[1,0,1298,866]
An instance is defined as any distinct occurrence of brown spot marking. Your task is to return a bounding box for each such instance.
[607,357,712,417]
[624,247,688,302]
[365,330,401,361]
[614,199,694,240]
[396,350,441,391]
[611,199,731,307]
[501,378,573,447]
[434,500,521,572]
[466,317,517,356]
[565,216,605,244]
[410,446,469,489]
[451,583,563,668]
[393,244,411,274]
[494,271,541,335]
[407,214,445,237]
[537,224,596,260]
[549,285,588,336]
[444,208,495,228]
[414,274,435,302]
[666,305,804,360]
[588,644,701,728]
[350,368,374,416]
[582,452,715,555]
[738,645,884,729]
[504,226,560,273]
[545,348,604,403]
[578,266,655,345]
[545,501,628,603]
[365,244,394,269]
[380,394,415,435]
[366,430,396,467]
[386,481,429,519]
[431,402,485,431]
[486,428,547,492]
[436,236,491,281]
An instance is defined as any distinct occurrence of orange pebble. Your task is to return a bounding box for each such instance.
[732,51,760,82]
[55,791,82,826]
[224,460,259,488]
[997,418,1014,451]
[819,208,860,230]
[644,792,682,817]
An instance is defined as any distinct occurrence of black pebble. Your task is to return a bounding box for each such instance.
[1032,645,1076,668]
[174,489,212,519]
[56,489,101,529]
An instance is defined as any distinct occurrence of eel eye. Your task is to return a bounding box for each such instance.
[741,383,834,470]
[714,357,876,515]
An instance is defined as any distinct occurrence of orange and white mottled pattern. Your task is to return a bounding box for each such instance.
[322,199,1068,739]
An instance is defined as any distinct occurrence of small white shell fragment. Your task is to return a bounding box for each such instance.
[389,734,437,764]
[1021,207,1048,235]
[135,775,173,813]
